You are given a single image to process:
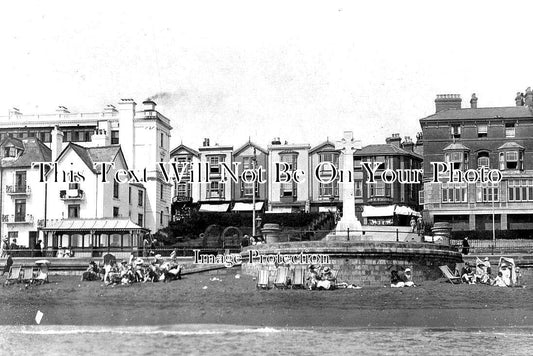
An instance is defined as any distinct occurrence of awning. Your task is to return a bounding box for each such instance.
[319,206,337,213]
[362,205,395,218]
[39,218,148,232]
[232,202,264,211]
[198,203,230,212]
[395,205,421,217]
[267,207,292,213]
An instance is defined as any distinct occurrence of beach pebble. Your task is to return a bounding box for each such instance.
[235,274,241,279]
[202,286,208,290]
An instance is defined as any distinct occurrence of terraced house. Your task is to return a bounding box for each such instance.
[420,89,533,232]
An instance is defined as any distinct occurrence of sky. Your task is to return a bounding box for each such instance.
[0,1,532,150]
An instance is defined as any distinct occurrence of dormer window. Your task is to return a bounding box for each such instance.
[445,151,468,170]
[498,142,524,171]
[4,147,16,157]
[450,124,461,138]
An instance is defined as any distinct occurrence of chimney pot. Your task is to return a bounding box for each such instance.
[525,87,533,107]
[470,93,478,109]
[516,92,524,106]
[386,133,402,147]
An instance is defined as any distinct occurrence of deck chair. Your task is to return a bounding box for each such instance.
[291,265,306,289]
[21,266,35,284]
[498,257,516,286]
[256,269,270,289]
[274,267,289,289]
[439,265,462,284]
[4,266,22,285]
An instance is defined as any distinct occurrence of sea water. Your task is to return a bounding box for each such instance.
[1,324,532,355]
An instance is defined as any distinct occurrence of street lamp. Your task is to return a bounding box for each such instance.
[252,148,258,237]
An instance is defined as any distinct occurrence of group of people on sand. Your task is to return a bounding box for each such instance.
[81,252,182,286]
[390,267,416,288]
[307,265,337,290]
[460,258,521,287]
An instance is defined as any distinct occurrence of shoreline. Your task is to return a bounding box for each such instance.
[1,270,532,328]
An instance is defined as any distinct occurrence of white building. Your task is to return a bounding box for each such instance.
[0,99,173,247]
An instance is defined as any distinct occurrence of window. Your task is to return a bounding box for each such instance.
[4,147,17,158]
[138,190,144,206]
[280,153,297,197]
[441,183,467,203]
[477,152,490,168]
[113,180,119,198]
[137,214,144,227]
[476,183,499,202]
[208,181,224,199]
[160,211,164,224]
[160,183,164,200]
[68,204,80,218]
[113,207,119,217]
[499,151,523,170]
[355,181,363,197]
[508,180,533,202]
[15,171,27,191]
[65,131,72,142]
[354,157,362,169]
[477,124,488,138]
[160,133,164,147]
[68,182,79,190]
[85,131,91,142]
[445,151,468,170]
[111,130,119,144]
[505,123,515,138]
[369,181,391,197]
[209,156,221,174]
[450,124,461,138]
[15,199,26,222]
[128,187,132,204]
[318,152,339,198]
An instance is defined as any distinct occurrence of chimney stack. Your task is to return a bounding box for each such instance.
[515,92,524,106]
[142,99,157,117]
[203,138,210,147]
[51,126,64,161]
[103,104,118,115]
[435,94,462,113]
[385,133,401,147]
[8,107,22,120]
[271,137,281,145]
[525,87,533,107]
[470,93,478,109]
[402,136,414,151]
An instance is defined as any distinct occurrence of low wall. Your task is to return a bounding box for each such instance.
[241,241,463,287]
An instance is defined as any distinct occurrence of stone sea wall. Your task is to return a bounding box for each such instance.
[241,241,463,287]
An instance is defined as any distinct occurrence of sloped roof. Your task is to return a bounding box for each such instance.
[39,218,147,232]
[354,144,422,159]
[0,137,51,168]
[443,143,470,151]
[233,141,267,156]
[310,140,338,154]
[421,106,533,122]
[57,143,124,173]
[170,144,199,157]
[1,137,24,150]
[498,142,525,150]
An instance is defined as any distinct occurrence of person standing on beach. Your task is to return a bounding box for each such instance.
[410,217,417,232]
[462,237,470,255]
[0,237,8,258]
[2,254,13,276]
[33,239,43,258]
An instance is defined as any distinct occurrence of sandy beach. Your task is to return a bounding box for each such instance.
[1,268,532,328]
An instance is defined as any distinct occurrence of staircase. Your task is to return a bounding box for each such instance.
[305,212,336,240]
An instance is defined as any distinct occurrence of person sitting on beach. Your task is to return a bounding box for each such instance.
[81,261,99,281]
[515,267,523,287]
[461,262,475,284]
[402,268,416,287]
[390,270,404,288]
[34,267,49,285]
[105,262,121,285]
[483,257,492,276]
[500,263,512,286]
[492,271,508,287]
[307,265,319,290]
[316,267,335,290]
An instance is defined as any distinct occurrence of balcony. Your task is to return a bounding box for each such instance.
[366,196,394,205]
[6,185,31,195]
[2,214,34,224]
[60,189,85,200]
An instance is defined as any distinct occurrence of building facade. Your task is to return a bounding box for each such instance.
[420,90,533,231]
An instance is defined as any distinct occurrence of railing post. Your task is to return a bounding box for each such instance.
[347,228,350,241]
[396,228,399,242]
